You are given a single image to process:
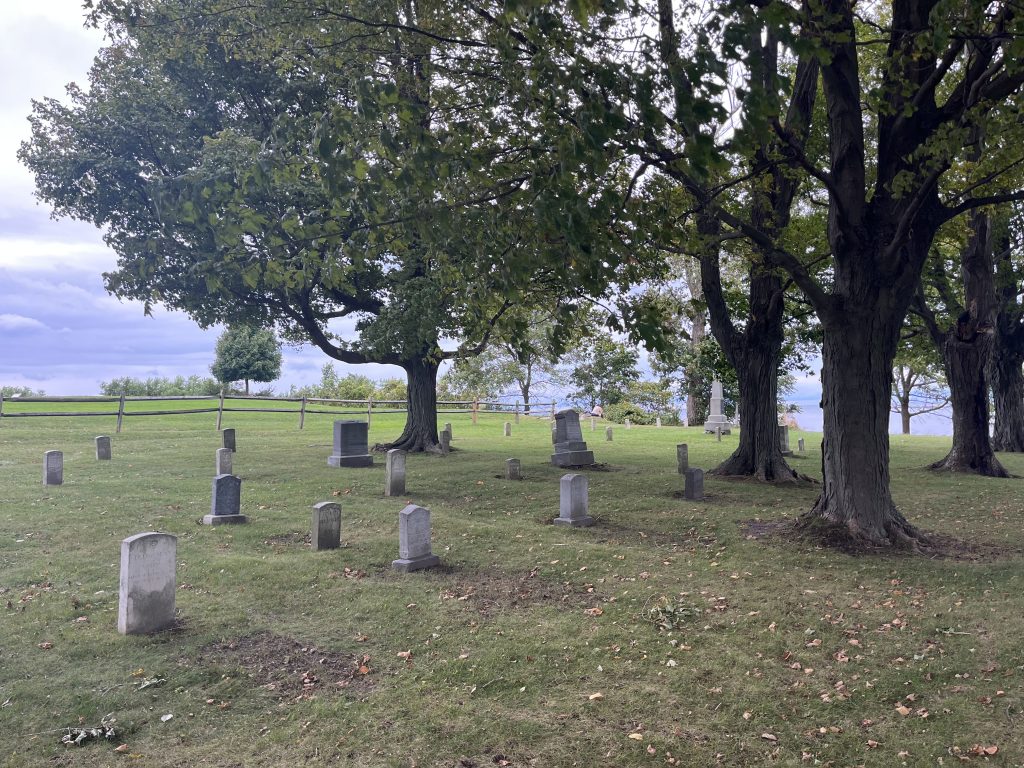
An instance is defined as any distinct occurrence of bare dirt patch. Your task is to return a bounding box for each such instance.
[741,518,1022,562]
[198,631,373,701]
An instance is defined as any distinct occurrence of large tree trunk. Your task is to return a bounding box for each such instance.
[990,347,1024,451]
[900,398,911,434]
[931,328,1007,475]
[685,311,707,426]
[801,312,923,548]
[384,357,442,453]
[928,209,1006,475]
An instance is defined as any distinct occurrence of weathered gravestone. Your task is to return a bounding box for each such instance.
[440,428,451,454]
[118,532,176,635]
[656,417,662,428]
[606,427,613,442]
[392,505,440,572]
[328,420,373,467]
[778,425,793,456]
[505,458,522,481]
[553,473,594,527]
[43,450,62,486]
[676,444,689,474]
[444,422,452,437]
[504,422,512,437]
[95,436,112,461]
[716,426,722,442]
[625,418,632,429]
[551,409,595,467]
[385,449,406,497]
[798,437,806,453]
[222,428,236,452]
[203,474,247,525]
[703,380,734,434]
[311,501,341,550]
[684,468,705,500]
[215,447,232,476]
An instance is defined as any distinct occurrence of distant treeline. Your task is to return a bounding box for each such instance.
[286,365,406,402]
[100,376,224,397]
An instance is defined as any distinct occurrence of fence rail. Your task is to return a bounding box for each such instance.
[0,392,557,432]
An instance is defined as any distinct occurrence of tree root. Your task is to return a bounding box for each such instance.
[928,453,1010,477]
[795,509,931,553]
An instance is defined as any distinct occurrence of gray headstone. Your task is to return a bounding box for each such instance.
[551,409,595,466]
[385,449,406,497]
[95,436,112,461]
[392,504,440,572]
[444,423,452,436]
[311,501,341,550]
[118,532,176,635]
[676,444,688,474]
[43,450,62,486]
[625,418,632,429]
[505,458,521,481]
[440,428,451,454]
[684,468,704,501]
[798,437,805,452]
[703,379,734,434]
[222,428,236,452]
[778,424,793,456]
[554,473,593,527]
[504,421,512,437]
[606,427,613,442]
[215,447,233,476]
[203,474,247,525]
[716,425,722,442]
[328,420,373,467]
[656,417,662,428]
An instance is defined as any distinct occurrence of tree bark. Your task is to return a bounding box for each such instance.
[384,357,442,453]
[990,346,1024,451]
[900,401,911,435]
[804,312,922,547]
[685,311,707,426]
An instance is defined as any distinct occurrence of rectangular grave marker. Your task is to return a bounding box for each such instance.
[392,505,440,572]
[202,474,247,525]
[328,420,373,467]
[215,447,232,476]
[676,444,688,474]
[504,422,512,437]
[684,468,704,500]
[118,532,177,635]
[43,450,62,486]
[222,428,236,452]
[554,473,593,527]
[798,437,806,452]
[95,436,112,461]
[385,449,406,497]
[505,458,521,480]
[311,501,341,550]
[551,409,595,466]
[606,427,613,442]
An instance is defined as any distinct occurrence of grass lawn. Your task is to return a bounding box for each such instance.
[1,410,1022,767]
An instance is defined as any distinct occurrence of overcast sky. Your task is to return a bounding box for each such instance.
[0,3,952,435]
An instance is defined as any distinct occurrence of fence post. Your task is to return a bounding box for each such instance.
[367,396,373,427]
[515,400,520,424]
[116,393,126,433]
[299,396,307,430]
[551,401,556,420]
[216,389,225,431]
[472,397,479,425]
[0,391,4,419]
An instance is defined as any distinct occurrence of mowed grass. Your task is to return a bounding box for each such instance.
[1,411,1023,767]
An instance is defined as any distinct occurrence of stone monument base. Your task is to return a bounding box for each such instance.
[202,514,248,526]
[392,554,440,573]
[551,450,595,467]
[702,421,734,434]
[553,515,595,528]
[328,454,374,468]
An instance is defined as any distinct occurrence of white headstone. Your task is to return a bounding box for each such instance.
[392,505,440,572]
[215,447,232,476]
[118,532,176,635]
[385,449,406,497]
[554,473,593,527]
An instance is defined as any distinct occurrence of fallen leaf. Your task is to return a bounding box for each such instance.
[761,734,778,742]
[895,705,911,716]
[160,714,173,723]
[583,607,603,617]
[588,692,604,700]
[627,733,644,741]
[114,745,129,753]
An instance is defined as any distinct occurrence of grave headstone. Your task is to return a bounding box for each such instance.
[440,428,451,454]
[392,504,440,572]
[504,422,512,437]
[625,418,632,429]
[703,380,734,434]
[222,428,236,452]
[118,532,176,635]
[385,449,406,497]
[215,447,233,476]
[444,422,452,437]
[202,474,247,525]
[328,420,373,467]
[684,468,704,500]
[656,417,662,428]
[311,501,341,550]
[778,425,793,456]
[43,450,62,486]
[676,444,689,474]
[716,425,722,442]
[95,436,112,461]
[798,437,806,453]
[505,458,521,481]
[550,409,595,467]
[606,427,613,442]
[553,473,593,527]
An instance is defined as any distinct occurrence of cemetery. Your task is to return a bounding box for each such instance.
[1,409,1022,766]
